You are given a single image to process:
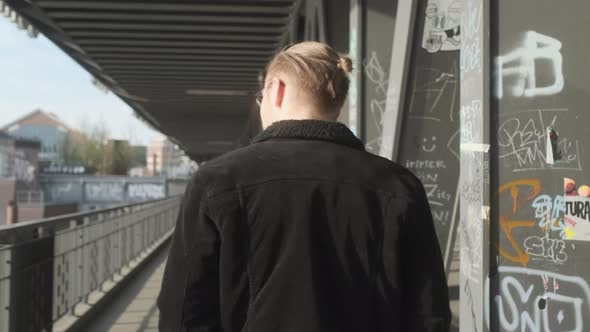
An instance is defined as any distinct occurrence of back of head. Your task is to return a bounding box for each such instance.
[266,41,353,116]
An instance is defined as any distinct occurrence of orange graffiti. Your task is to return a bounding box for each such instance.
[496,179,542,266]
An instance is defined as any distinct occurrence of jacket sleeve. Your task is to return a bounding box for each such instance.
[158,173,221,332]
[400,181,452,332]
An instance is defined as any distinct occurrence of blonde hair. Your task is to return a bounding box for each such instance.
[266,41,353,114]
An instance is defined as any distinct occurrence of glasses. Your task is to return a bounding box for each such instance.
[255,86,266,107]
[255,44,293,107]
[255,81,277,107]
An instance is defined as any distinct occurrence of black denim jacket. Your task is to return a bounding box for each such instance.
[158,120,450,332]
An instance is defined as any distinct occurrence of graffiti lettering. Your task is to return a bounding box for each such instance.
[49,183,74,201]
[485,267,590,332]
[85,182,124,202]
[496,31,564,99]
[127,183,166,201]
[363,51,389,153]
[407,64,459,122]
[497,179,542,266]
[566,201,590,220]
[498,109,581,172]
[531,194,567,238]
[461,38,482,73]
[523,234,568,264]
[405,160,446,169]
[463,0,481,40]
[460,99,482,144]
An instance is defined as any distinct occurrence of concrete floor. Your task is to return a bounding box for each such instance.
[85,244,168,332]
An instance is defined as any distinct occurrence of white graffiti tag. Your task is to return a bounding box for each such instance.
[127,183,166,201]
[485,267,590,332]
[523,234,568,264]
[496,31,564,99]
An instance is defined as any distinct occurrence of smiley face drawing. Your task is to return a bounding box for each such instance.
[415,136,437,153]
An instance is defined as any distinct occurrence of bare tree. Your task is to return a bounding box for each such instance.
[66,116,132,175]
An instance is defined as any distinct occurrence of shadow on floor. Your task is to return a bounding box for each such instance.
[84,243,170,332]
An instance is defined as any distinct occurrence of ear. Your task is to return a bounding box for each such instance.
[271,78,285,110]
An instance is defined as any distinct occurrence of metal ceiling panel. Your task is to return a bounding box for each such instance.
[4,0,302,160]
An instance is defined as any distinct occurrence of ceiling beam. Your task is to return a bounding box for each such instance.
[105,66,260,72]
[115,78,258,84]
[68,31,281,41]
[83,46,274,55]
[107,72,260,78]
[103,66,261,73]
[104,68,262,77]
[47,11,291,24]
[37,1,294,14]
[97,60,266,68]
[140,98,253,104]
[113,72,258,79]
[92,55,270,62]
[121,82,255,88]
[59,21,287,33]
[76,39,277,49]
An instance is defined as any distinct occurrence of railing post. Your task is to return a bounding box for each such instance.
[0,246,12,332]
[8,228,54,331]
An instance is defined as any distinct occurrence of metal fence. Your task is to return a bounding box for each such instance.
[16,190,44,204]
[0,196,181,332]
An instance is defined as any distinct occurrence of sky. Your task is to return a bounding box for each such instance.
[0,17,164,145]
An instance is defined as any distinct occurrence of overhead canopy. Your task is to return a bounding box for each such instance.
[4,0,302,161]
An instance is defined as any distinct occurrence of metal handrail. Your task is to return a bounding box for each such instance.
[0,195,182,332]
[0,196,179,244]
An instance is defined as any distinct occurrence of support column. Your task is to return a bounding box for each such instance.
[379,0,418,160]
[459,0,490,331]
[347,0,364,138]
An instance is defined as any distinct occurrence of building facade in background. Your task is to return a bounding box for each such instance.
[0,131,40,182]
[0,131,42,225]
[146,138,196,178]
[0,112,196,224]
[1,109,73,167]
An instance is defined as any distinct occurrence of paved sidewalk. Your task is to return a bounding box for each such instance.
[106,262,165,332]
[85,244,169,332]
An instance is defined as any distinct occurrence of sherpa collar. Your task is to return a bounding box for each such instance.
[251,120,365,151]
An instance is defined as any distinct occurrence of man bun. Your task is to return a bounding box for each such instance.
[338,56,353,74]
[266,41,352,113]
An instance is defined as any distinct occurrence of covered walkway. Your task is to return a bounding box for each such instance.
[6,0,590,330]
[1,0,475,331]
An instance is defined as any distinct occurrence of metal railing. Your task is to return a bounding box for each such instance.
[0,196,181,332]
[16,190,44,204]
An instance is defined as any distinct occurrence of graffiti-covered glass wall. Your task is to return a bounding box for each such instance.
[354,0,461,257]
[488,1,590,331]
[361,0,396,153]
[397,0,461,254]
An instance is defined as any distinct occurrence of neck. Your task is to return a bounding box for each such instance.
[265,113,332,129]
[281,113,331,122]
[280,106,336,122]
